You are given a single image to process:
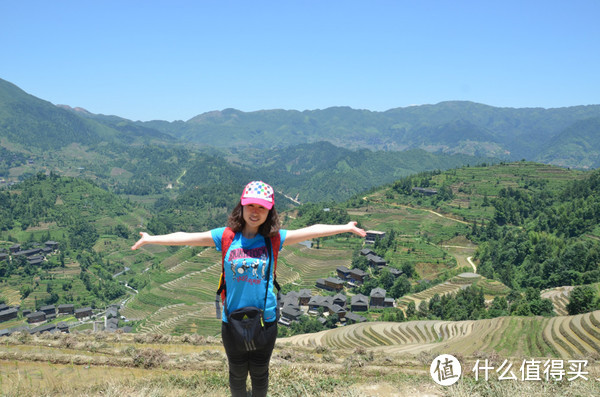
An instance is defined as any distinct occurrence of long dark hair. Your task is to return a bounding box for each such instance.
[227,202,281,237]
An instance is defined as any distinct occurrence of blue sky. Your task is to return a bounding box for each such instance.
[1,1,599,121]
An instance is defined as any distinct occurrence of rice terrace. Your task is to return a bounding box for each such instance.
[2,162,600,396]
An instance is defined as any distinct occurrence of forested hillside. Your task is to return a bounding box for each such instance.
[367,162,600,318]
[0,173,140,310]
[138,101,600,167]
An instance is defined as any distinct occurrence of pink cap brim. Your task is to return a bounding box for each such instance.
[241,197,274,210]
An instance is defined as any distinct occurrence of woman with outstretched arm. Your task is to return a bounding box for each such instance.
[131,180,365,397]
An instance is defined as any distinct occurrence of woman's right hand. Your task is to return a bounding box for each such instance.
[131,231,150,250]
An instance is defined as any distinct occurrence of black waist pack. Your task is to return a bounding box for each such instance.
[227,306,268,352]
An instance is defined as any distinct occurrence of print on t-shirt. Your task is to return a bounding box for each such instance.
[228,246,269,285]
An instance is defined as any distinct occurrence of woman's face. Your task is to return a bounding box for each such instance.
[242,203,269,229]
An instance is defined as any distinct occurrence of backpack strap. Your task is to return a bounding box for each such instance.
[215,227,235,318]
[270,233,281,291]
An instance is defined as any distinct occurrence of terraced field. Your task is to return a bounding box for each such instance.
[281,311,600,359]
[541,286,574,316]
[121,244,354,336]
[397,272,510,312]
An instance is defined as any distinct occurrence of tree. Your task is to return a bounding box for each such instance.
[566,285,598,315]
[390,275,411,299]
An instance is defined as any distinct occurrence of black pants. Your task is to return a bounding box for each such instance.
[221,320,278,397]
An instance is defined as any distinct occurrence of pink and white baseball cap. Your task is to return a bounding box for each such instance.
[241,181,274,209]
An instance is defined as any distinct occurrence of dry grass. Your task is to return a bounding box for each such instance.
[1,330,600,396]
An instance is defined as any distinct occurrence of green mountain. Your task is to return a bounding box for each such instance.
[535,117,600,169]
[139,101,600,166]
[0,78,119,149]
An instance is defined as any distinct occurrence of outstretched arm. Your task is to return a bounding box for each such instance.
[283,221,366,246]
[131,231,214,250]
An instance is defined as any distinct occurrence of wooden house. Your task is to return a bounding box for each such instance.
[366,254,386,268]
[336,266,351,280]
[316,277,344,292]
[0,308,18,323]
[370,288,386,308]
[360,248,375,256]
[75,307,93,319]
[26,311,46,323]
[328,304,346,319]
[308,295,332,312]
[345,312,367,324]
[332,293,347,308]
[298,289,312,305]
[31,323,57,334]
[350,294,369,312]
[44,241,59,251]
[348,268,368,284]
[280,305,303,322]
[365,230,386,244]
[40,305,56,316]
[58,304,75,315]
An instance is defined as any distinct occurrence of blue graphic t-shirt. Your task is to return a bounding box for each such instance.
[211,227,287,323]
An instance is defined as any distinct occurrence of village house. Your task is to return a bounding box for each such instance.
[366,254,387,268]
[58,304,74,315]
[0,308,18,323]
[0,253,9,262]
[280,305,303,325]
[44,241,59,251]
[411,187,438,195]
[381,266,403,278]
[384,296,395,308]
[26,311,46,323]
[28,256,44,266]
[40,305,56,316]
[332,293,347,308]
[30,323,53,334]
[365,230,386,244]
[75,307,93,320]
[328,304,346,319]
[344,312,367,324]
[316,277,345,292]
[57,322,69,333]
[281,291,300,307]
[105,317,119,332]
[351,294,369,312]
[9,244,20,253]
[298,289,312,305]
[14,248,42,258]
[40,305,56,320]
[336,266,351,281]
[370,288,387,308]
[106,305,119,319]
[360,248,375,257]
[348,268,368,285]
[308,295,333,313]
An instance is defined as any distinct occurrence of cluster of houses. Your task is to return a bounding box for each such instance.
[0,302,94,337]
[278,232,401,327]
[0,241,60,267]
[0,302,131,337]
[278,286,396,327]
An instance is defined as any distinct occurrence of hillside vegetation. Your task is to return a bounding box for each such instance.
[140,102,600,167]
[1,161,600,395]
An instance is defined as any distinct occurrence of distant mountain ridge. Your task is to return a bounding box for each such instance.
[1,77,599,169]
[139,101,600,168]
